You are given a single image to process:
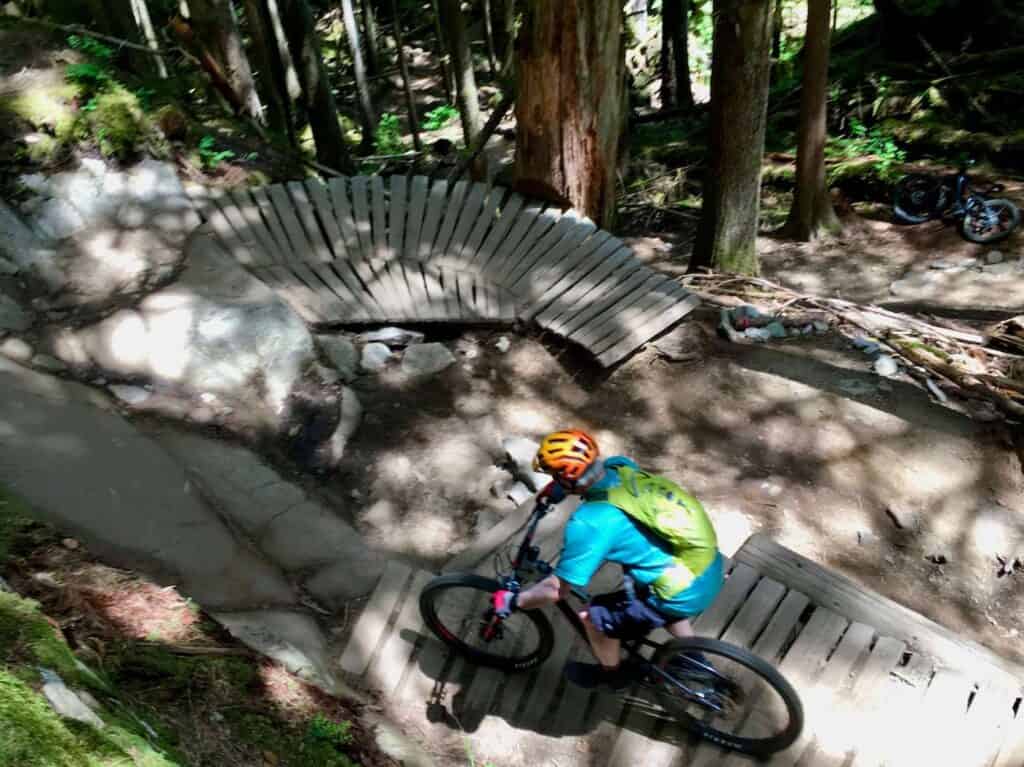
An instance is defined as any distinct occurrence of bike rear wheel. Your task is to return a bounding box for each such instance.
[419,573,555,672]
[642,637,803,756]
[893,174,945,224]
[961,198,1020,244]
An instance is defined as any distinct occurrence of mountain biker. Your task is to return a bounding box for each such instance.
[491,429,724,690]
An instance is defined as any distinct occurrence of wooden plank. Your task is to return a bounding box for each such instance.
[203,198,257,267]
[350,175,374,262]
[308,262,368,321]
[734,534,1024,683]
[305,179,345,258]
[446,182,488,266]
[589,279,686,355]
[290,262,349,320]
[562,269,663,344]
[510,222,600,307]
[546,258,647,336]
[474,192,523,273]
[417,178,449,261]
[327,177,361,260]
[388,174,408,263]
[722,578,787,646]
[400,261,433,320]
[597,293,702,367]
[328,257,385,321]
[251,186,293,260]
[287,180,333,264]
[404,175,429,262]
[430,179,469,262]
[267,184,314,261]
[482,202,547,283]
[807,636,908,767]
[456,271,476,321]
[369,175,387,259]
[519,232,616,321]
[364,569,435,697]
[367,258,410,320]
[339,562,412,677]
[950,682,1020,767]
[993,701,1024,767]
[440,266,460,320]
[502,211,582,290]
[219,191,276,266]
[692,562,760,638]
[262,265,328,323]
[533,244,633,325]
[461,185,504,267]
[570,273,674,351]
[419,264,447,321]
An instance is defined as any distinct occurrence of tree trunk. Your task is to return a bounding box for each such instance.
[660,0,694,110]
[240,0,292,139]
[341,0,377,152]
[439,0,482,148]
[690,0,773,275]
[390,0,421,150]
[129,0,169,78]
[361,0,381,76]
[772,0,782,59]
[492,0,516,75]
[430,0,455,103]
[514,0,626,228]
[783,0,841,241]
[265,0,302,101]
[482,0,499,77]
[832,0,839,32]
[189,0,265,123]
[279,0,355,172]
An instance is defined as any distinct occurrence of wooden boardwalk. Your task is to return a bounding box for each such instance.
[337,527,1024,766]
[189,175,699,367]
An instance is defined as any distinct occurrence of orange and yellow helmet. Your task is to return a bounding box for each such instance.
[533,430,599,486]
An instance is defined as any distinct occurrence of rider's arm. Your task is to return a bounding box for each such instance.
[515,574,573,609]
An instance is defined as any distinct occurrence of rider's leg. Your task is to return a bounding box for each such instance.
[666,618,694,638]
[581,609,622,668]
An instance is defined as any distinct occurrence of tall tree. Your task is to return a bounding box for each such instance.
[189,0,265,123]
[690,0,773,275]
[390,0,422,151]
[783,0,841,240]
[361,0,381,76]
[341,0,377,152]
[439,0,482,151]
[279,0,355,172]
[482,0,499,77]
[240,0,292,138]
[265,0,302,102]
[660,0,694,110]
[771,0,783,59]
[492,0,516,74]
[430,0,455,103]
[514,0,625,227]
[129,0,168,78]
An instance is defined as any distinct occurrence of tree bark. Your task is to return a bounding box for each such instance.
[439,0,482,148]
[189,0,264,123]
[430,0,455,103]
[129,0,168,78]
[514,0,626,228]
[482,0,499,76]
[783,0,841,241]
[772,0,783,59]
[660,0,694,110]
[341,0,377,152]
[492,0,516,74]
[362,0,381,76]
[690,0,773,275]
[240,0,292,139]
[264,0,302,101]
[279,0,355,172]
[390,0,421,150]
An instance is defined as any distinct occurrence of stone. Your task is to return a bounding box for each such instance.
[874,355,899,377]
[495,335,511,353]
[0,200,65,293]
[885,503,920,531]
[838,378,877,397]
[0,294,30,332]
[361,342,392,372]
[365,713,437,767]
[506,481,533,506]
[19,173,50,196]
[260,501,376,571]
[0,336,32,362]
[109,384,152,405]
[0,255,18,276]
[983,261,1019,277]
[323,386,362,466]
[39,668,105,729]
[985,251,1004,265]
[304,552,390,607]
[317,335,358,382]
[501,436,550,492]
[34,198,86,239]
[401,342,456,376]
[31,354,67,373]
[358,326,424,348]
[474,510,502,535]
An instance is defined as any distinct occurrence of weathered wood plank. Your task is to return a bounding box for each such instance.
[993,701,1024,767]
[446,182,487,266]
[250,187,293,259]
[350,175,374,262]
[474,192,523,273]
[308,262,369,321]
[367,257,411,319]
[502,211,583,290]
[532,244,633,325]
[364,569,435,697]
[562,269,662,343]
[404,175,429,262]
[339,561,412,677]
[220,191,277,266]
[546,257,646,335]
[418,178,449,261]
[369,175,388,260]
[517,231,614,320]
[462,186,504,267]
[597,293,702,367]
[268,184,314,259]
[691,562,760,638]
[261,265,328,323]
[431,180,469,262]
[510,221,599,302]
[388,174,408,263]
[287,180,333,263]
[949,682,1020,767]
[204,197,258,267]
[570,273,674,351]
[588,279,685,354]
[482,202,546,283]
[400,260,433,320]
[305,179,345,258]
[419,263,448,321]
[290,262,349,319]
[327,177,361,260]
[734,534,1024,684]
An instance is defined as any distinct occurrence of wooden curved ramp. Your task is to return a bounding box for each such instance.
[191,175,699,367]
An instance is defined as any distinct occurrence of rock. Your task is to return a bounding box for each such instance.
[34,198,86,239]
[312,362,340,386]
[19,173,50,196]
[885,503,919,531]
[985,251,1004,265]
[109,384,152,405]
[317,335,358,381]
[39,668,105,729]
[495,336,511,353]
[358,326,424,348]
[0,294,30,332]
[0,336,32,362]
[507,481,533,506]
[62,538,80,550]
[366,712,437,767]
[501,436,550,492]
[838,378,877,397]
[874,355,899,377]
[304,552,390,606]
[490,475,516,499]
[31,354,67,373]
[851,336,881,356]
[926,552,948,565]
[401,342,456,376]
[0,255,18,276]
[361,342,392,372]
[474,510,502,534]
[323,386,362,466]
[983,261,1019,277]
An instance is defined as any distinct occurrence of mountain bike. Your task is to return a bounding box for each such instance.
[418,498,804,757]
[893,163,1020,244]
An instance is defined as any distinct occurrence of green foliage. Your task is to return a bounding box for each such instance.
[67,34,115,61]
[373,113,405,155]
[302,714,358,766]
[64,62,113,95]
[829,118,907,177]
[88,90,149,159]
[197,134,236,170]
[422,104,458,131]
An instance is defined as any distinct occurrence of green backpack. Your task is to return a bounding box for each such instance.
[587,465,718,600]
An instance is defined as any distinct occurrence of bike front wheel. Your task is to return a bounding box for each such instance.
[961,198,1020,244]
[644,637,803,756]
[893,174,945,224]
[419,573,555,672]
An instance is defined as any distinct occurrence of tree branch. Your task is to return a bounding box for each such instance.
[447,89,514,183]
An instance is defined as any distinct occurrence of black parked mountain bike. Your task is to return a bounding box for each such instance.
[893,163,1020,244]
[418,498,803,757]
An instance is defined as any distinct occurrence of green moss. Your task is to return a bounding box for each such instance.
[230,711,359,767]
[105,642,257,700]
[762,162,796,188]
[87,89,146,159]
[0,485,35,562]
[0,83,81,141]
[0,670,93,767]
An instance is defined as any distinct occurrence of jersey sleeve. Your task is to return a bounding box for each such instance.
[554,514,612,588]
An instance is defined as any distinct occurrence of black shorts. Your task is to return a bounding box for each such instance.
[586,590,668,640]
